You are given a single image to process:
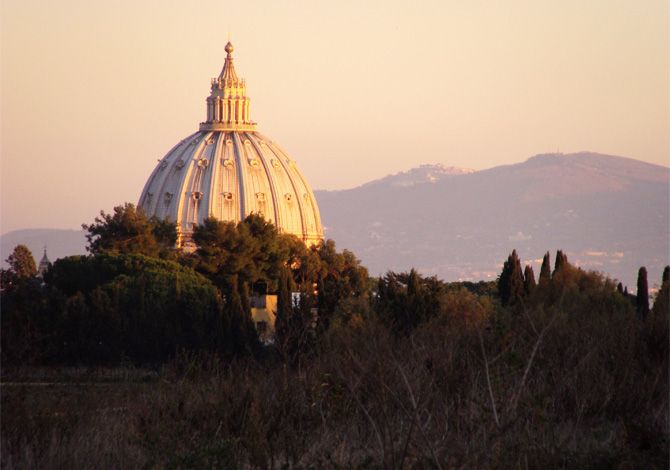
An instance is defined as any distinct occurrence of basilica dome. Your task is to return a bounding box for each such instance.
[138,42,324,248]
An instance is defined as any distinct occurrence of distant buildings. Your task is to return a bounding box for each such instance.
[37,247,50,278]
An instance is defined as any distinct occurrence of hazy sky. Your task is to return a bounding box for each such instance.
[1,0,668,233]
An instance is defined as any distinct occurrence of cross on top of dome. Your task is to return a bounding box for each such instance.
[218,41,239,84]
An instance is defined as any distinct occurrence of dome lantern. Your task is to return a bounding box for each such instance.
[200,41,255,132]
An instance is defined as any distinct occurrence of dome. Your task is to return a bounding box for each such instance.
[138,43,324,248]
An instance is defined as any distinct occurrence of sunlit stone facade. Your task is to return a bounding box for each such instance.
[139,42,324,248]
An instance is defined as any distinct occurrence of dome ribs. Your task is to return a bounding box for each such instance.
[246,133,282,228]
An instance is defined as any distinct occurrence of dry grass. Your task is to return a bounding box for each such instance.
[3,299,668,469]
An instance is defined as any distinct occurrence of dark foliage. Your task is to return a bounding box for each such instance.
[539,251,552,286]
[498,249,525,306]
[2,254,227,366]
[1,244,38,291]
[637,266,650,318]
[3,260,667,468]
[82,203,177,259]
[523,264,536,295]
[553,249,569,276]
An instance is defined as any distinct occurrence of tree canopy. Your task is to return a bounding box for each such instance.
[83,203,177,259]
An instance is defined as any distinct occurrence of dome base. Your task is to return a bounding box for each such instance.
[199,122,257,132]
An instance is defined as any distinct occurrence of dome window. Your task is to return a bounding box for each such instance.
[226,139,232,146]
[206,137,215,145]
[255,192,266,202]
[175,159,185,169]
[193,191,204,201]
[197,158,209,168]
[164,192,173,205]
[248,158,260,168]
[145,192,154,205]
[222,158,234,168]
[159,160,169,170]
[284,193,293,202]
[271,159,281,169]
[222,192,234,201]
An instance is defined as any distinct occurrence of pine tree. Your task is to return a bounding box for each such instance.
[539,252,551,286]
[637,266,650,318]
[523,265,536,295]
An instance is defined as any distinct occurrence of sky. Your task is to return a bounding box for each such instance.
[1,0,668,233]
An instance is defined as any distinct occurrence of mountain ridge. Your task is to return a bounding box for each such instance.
[315,152,669,289]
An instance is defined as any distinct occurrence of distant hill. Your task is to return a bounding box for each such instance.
[360,164,475,188]
[1,229,87,267]
[315,152,670,290]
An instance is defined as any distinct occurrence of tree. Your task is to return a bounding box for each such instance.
[376,270,442,333]
[616,282,624,295]
[227,275,258,355]
[192,214,291,294]
[538,252,551,286]
[553,250,568,276]
[523,265,536,295]
[652,266,670,319]
[315,240,369,331]
[1,245,38,291]
[275,266,293,348]
[46,253,227,364]
[0,245,44,364]
[83,203,176,259]
[498,250,525,307]
[7,245,38,279]
[636,266,649,318]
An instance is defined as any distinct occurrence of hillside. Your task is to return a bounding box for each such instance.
[315,152,670,289]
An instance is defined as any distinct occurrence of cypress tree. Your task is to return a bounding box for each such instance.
[652,266,670,318]
[616,282,624,295]
[553,250,568,275]
[539,252,551,286]
[498,250,525,306]
[523,265,536,295]
[406,268,428,329]
[637,267,650,318]
[228,275,258,355]
[275,266,292,347]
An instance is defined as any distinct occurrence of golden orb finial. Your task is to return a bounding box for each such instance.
[225,41,234,56]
